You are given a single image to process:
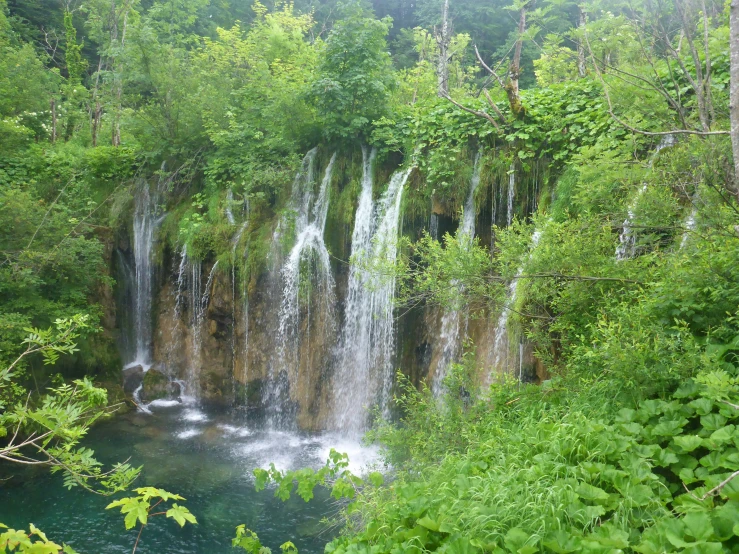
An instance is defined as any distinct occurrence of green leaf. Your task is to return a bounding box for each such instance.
[166,504,197,527]
[504,527,539,554]
[574,483,609,502]
[417,516,439,532]
[367,472,384,487]
[701,414,727,432]
[652,419,687,437]
[682,512,714,541]
[674,435,703,452]
[543,530,581,553]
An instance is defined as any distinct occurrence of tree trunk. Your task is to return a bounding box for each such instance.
[436,0,451,97]
[731,0,739,182]
[506,3,529,116]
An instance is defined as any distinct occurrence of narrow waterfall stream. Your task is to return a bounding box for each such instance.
[507,163,515,227]
[267,151,337,428]
[616,134,676,259]
[130,173,166,369]
[333,163,413,433]
[432,149,483,394]
[492,228,543,373]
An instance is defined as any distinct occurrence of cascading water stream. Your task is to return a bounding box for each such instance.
[616,134,676,260]
[266,151,337,428]
[492,228,543,373]
[432,149,483,394]
[332,160,413,434]
[680,207,697,249]
[507,163,515,227]
[225,189,236,225]
[231,213,249,389]
[129,166,167,369]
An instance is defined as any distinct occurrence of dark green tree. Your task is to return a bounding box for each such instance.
[310,3,395,141]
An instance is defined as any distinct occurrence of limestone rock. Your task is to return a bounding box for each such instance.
[122,364,144,394]
[142,367,178,401]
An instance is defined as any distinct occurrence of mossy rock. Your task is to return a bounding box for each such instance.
[142,368,177,401]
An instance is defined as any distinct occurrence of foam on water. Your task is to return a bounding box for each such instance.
[148,399,182,409]
[218,424,251,437]
[176,429,202,439]
[182,409,209,423]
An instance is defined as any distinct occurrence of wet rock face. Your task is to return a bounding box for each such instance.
[122,364,144,394]
[152,266,234,405]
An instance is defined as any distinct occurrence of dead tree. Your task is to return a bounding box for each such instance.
[435,0,452,97]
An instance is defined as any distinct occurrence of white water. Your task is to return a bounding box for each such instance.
[430,213,439,240]
[492,228,542,373]
[231,210,249,388]
[170,249,219,397]
[201,261,219,319]
[130,172,167,369]
[332,158,413,434]
[507,163,515,227]
[432,149,483,394]
[277,153,337,346]
[225,189,236,225]
[680,207,697,249]
[267,151,337,427]
[616,134,676,260]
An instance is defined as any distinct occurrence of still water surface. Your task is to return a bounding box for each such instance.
[0,401,379,553]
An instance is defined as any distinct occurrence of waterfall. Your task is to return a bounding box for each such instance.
[225,189,236,225]
[492,228,542,373]
[231,203,249,386]
[615,184,647,260]
[174,245,188,320]
[332,160,413,434]
[507,163,515,227]
[266,151,337,427]
[129,167,167,369]
[430,213,439,241]
[680,207,697,249]
[616,134,676,260]
[201,261,219,317]
[461,150,483,240]
[278,153,337,345]
[432,149,483,394]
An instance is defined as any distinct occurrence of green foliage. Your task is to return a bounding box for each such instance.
[0,522,78,554]
[0,316,140,494]
[319,364,739,553]
[106,487,197,530]
[311,4,395,141]
[254,448,378,503]
[63,11,86,85]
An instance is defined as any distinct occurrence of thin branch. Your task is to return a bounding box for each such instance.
[584,31,728,136]
[441,93,502,130]
[475,45,507,89]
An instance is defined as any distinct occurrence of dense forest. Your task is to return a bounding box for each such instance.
[2,0,739,551]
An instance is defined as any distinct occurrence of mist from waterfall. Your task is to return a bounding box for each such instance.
[432,149,483,394]
[332,158,413,434]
